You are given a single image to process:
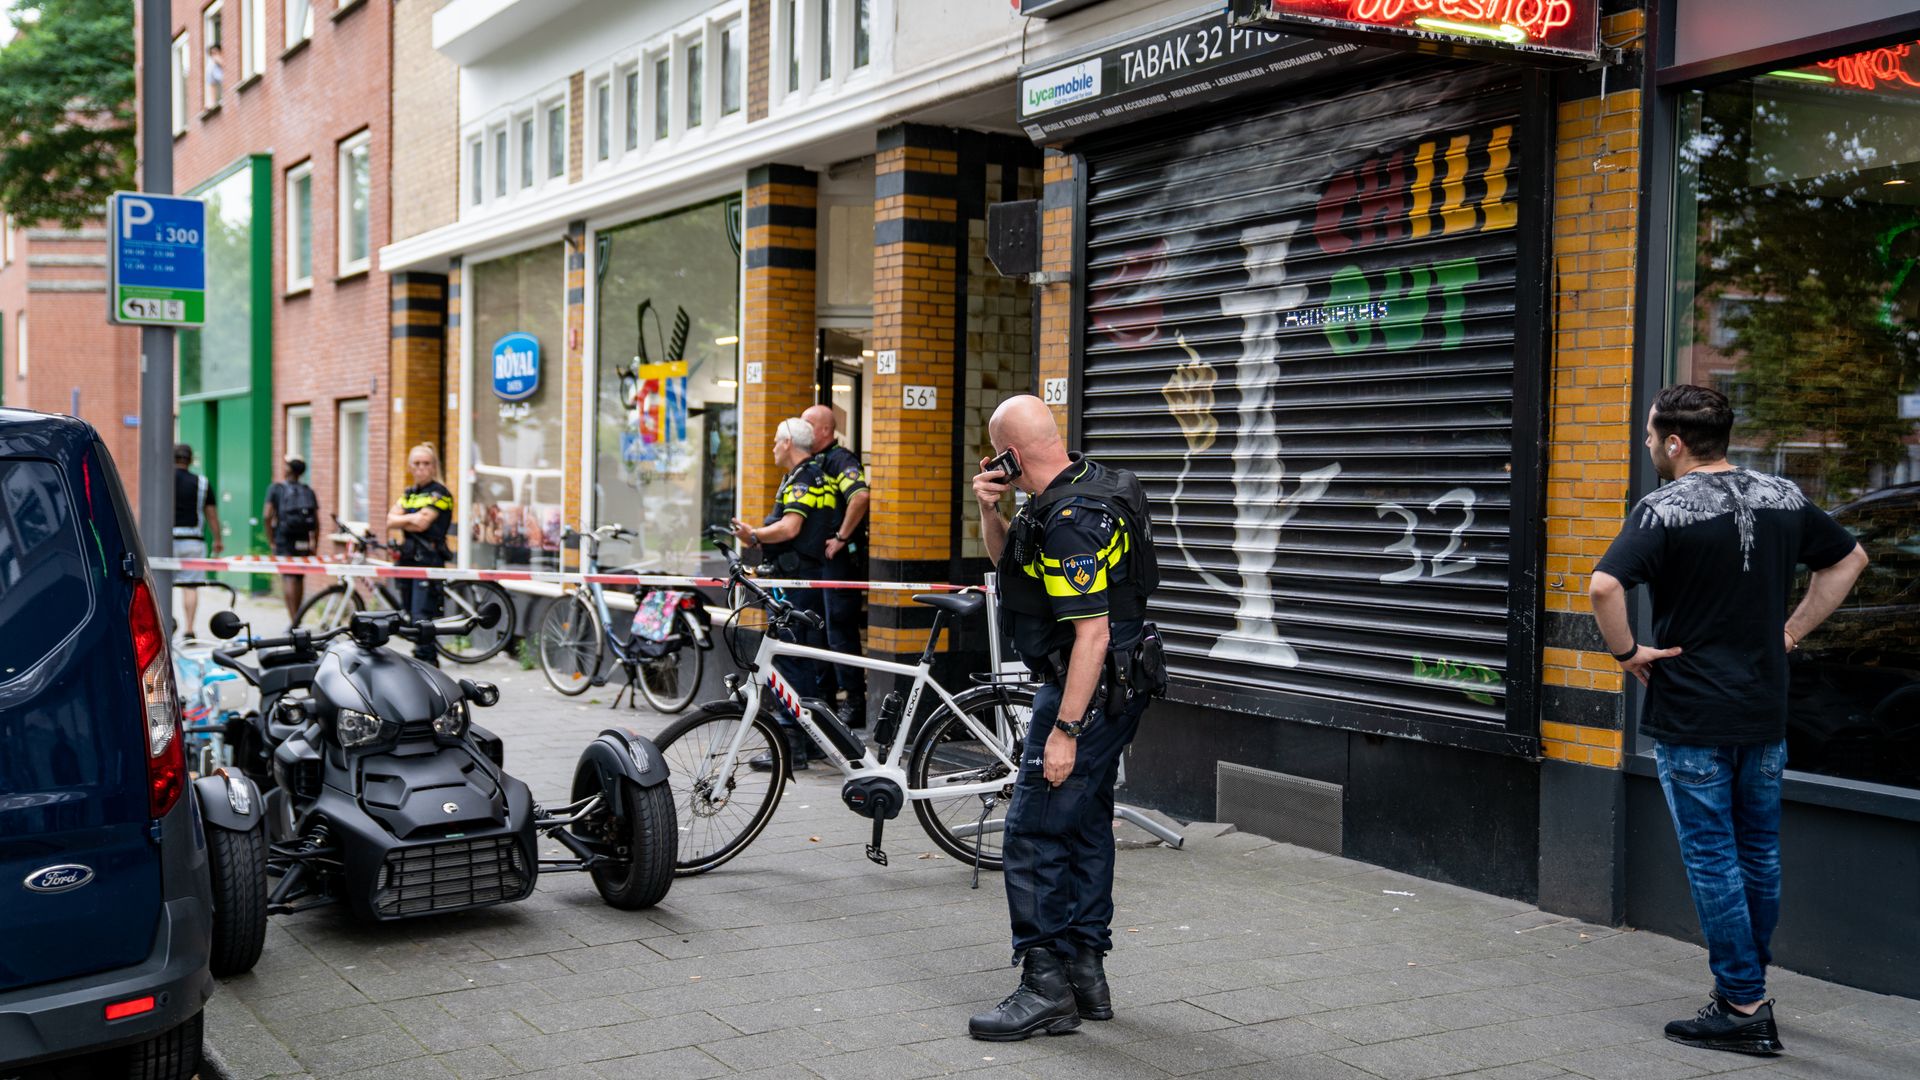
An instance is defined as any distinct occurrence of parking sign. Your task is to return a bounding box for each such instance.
[109,192,207,327]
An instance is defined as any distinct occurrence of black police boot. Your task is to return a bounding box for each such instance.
[967,948,1080,1042]
[1664,994,1785,1055]
[1065,949,1112,1020]
[749,728,812,772]
[839,698,867,730]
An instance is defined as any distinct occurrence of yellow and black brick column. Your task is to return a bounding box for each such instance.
[388,271,448,512]
[563,221,588,568]
[1536,6,1646,924]
[1038,149,1077,437]
[741,165,819,511]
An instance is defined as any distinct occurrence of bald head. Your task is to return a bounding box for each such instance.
[987,395,1070,493]
[802,404,836,451]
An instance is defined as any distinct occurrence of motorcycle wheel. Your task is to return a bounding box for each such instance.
[636,609,705,714]
[588,780,677,909]
[206,824,268,976]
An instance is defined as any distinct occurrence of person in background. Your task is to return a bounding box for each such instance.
[262,457,320,621]
[803,402,870,728]
[172,442,222,639]
[387,444,454,666]
[1589,385,1867,1056]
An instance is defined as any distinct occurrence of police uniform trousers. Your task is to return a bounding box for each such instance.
[400,577,443,665]
[1003,680,1146,963]
[819,554,868,705]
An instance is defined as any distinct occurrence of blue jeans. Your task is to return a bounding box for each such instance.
[1652,739,1788,1005]
[1003,681,1145,962]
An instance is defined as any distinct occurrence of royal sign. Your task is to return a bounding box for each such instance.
[491,333,541,402]
[1231,0,1599,61]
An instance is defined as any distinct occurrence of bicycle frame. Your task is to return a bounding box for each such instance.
[705,622,1022,800]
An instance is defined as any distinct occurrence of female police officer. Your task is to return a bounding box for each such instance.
[967,394,1156,1041]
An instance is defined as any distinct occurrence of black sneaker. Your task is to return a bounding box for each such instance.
[1664,994,1785,1056]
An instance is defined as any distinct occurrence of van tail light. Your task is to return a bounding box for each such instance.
[130,579,185,818]
[104,995,156,1021]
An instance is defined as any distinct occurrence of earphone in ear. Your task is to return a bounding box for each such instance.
[1667,442,1679,457]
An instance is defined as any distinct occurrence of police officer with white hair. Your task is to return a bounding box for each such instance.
[731,417,839,768]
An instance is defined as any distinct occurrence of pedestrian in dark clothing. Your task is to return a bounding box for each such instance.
[1590,384,1867,1057]
[803,402,870,728]
[263,457,321,620]
[386,443,454,665]
[172,442,223,639]
[968,395,1155,1042]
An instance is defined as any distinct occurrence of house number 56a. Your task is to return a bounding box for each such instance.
[903,385,938,410]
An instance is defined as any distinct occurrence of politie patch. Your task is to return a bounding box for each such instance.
[1062,553,1099,594]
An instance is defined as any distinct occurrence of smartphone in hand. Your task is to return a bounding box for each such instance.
[986,447,1021,482]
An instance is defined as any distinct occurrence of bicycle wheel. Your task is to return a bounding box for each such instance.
[438,580,517,663]
[653,702,787,874]
[909,684,1035,871]
[293,584,363,632]
[538,594,603,696]
[636,609,706,714]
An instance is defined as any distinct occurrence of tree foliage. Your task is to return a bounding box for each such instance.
[0,0,136,228]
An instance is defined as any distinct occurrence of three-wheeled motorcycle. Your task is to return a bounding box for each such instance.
[203,603,677,920]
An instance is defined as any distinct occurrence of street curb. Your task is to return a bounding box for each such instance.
[198,1040,238,1080]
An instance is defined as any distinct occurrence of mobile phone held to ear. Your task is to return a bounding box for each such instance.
[987,447,1021,481]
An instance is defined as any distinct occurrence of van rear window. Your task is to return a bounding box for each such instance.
[0,459,94,684]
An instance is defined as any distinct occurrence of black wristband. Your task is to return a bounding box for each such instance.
[1611,643,1638,662]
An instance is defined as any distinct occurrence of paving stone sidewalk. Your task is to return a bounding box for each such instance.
[199,624,1920,1080]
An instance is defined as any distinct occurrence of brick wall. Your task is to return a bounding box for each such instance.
[391,0,458,243]
[958,161,1040,562]
[569,73,585,185]
[747,0,770,122]
[1539,8,1646,769]
[741,165,819,513]
[1038,150,1076,435]
[388,273,447,504]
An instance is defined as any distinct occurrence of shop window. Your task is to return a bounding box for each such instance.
[492,126,507,198]
[337,399,369,528]
[468,137,483,207]
[519,115,535,189]
[594,77,611,162]
[468,243,567,572]
[685,40,704,129]
[170,33,190,134]
[242,0,266,81]
[623,67,640,152]
[721,20,743,117]
[285,161,312,292]
[284,0,312,50]
[285,404,312,467]
[337,131,371,275]
[592,198,742,574]
[1670,52,1920,789]
[202,2,225,110]
[545,102,566,180]
[653,55,670,141]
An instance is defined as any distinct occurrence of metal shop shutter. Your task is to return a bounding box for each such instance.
[1080,61,1534,753]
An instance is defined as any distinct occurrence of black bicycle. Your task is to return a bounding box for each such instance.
[536,524,714,713]
[293,515,518,664]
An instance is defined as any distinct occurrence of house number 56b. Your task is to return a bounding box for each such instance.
[903,385,938,410]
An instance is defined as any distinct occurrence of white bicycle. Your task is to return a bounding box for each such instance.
[652,534,1034,875]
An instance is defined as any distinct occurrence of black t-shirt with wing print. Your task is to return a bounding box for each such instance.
[1594,468,1857,746]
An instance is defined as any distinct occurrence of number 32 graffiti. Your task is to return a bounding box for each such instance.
[1374,487,1478,584]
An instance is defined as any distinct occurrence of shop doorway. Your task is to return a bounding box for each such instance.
[816,328,869,453]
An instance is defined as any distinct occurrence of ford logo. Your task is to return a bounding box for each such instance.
[24,864,94,894]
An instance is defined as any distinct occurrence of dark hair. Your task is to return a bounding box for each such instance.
[173,442,193,464]
[1650,384,1732,461]
[286,457,306,479]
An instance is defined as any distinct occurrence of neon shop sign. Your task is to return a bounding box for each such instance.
[1769,42,1920,95]
[1233,0,1599,60]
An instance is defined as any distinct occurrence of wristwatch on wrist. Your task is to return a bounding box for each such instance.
[1054,716,1086,738]
[1610,642,1638,662]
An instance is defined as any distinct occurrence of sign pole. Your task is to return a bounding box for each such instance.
[138,0,176,632]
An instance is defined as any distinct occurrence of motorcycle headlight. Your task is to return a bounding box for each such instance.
[336,708,385,747]
[432,702,469,738]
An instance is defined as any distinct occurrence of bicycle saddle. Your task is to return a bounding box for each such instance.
[913,592,982,619]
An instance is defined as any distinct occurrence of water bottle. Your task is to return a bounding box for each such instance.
[874,690,905,749]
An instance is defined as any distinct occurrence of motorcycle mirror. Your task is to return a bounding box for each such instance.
[460,679,501,707]
[478,603,505,630]
[209,610,246,640]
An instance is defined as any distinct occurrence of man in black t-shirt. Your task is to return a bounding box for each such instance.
[387,445,454,665]
[172,443,222,639]
[804,403,870,728]
[1591,385,1865,1056]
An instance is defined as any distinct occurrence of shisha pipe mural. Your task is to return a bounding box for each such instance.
[618,298,693,478]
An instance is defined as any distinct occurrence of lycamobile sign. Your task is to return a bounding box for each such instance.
[1022,59,1102,115]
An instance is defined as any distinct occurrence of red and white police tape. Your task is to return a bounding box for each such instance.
[146,554,965,593]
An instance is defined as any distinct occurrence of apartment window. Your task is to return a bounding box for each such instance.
[14,313,24,380]
[285,404,312,466]
[337,131,371,275]
[653,56,670,141]
[785,0,799,93]
[203,2,225,109]
[818,0,832,81]
[243,0,266,80]
[721,20,742,116]
[593,78,611,162]
[285,162,313,291]
[623,68,640,151]
[493,126,507,197]
[685,41,704,129]
[2,216,12,265]
[285,0,312,49]
[469,137,483,206]
[546,102,566,179]
[170,34,190,134]
[337,399,369,526]
[519,116,534,188]
[853,0,870,69]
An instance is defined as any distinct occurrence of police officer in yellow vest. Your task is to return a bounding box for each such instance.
[968,395,1158,1042]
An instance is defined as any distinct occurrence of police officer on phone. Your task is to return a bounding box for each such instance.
[967,395,1163,1042]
